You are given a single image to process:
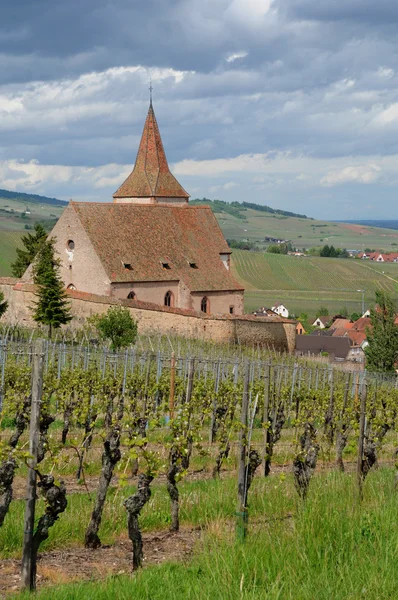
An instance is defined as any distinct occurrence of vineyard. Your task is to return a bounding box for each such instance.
[0,231,23,277]
[231,250,398,314]
[1,339,398,598]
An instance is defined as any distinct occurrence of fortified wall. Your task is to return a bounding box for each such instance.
[0,278,296,353]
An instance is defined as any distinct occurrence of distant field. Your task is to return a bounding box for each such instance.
[0,230,23,276]
[231,250,398,316]
[218,209,398,251]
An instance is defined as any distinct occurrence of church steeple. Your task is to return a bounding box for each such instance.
[113,102,189,204]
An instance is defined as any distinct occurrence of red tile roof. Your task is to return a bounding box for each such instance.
[70,202,243,292]
[330,318,353,331]
[113,102,189,200]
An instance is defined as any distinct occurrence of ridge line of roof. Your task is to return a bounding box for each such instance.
[71,202,212,209]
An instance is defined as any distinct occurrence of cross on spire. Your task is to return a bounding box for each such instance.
[149,79,153,106]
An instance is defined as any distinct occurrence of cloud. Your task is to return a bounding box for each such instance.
[226,51,248,63]
[1,1,398,217]
[321,164,382,187]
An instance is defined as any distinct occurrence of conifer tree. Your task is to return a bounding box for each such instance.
[11,223,47,277]
[365,291,398,372]
[0,291,8,318]
[32,238,72,337]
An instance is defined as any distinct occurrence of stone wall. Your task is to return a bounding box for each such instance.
[0,278,296,353]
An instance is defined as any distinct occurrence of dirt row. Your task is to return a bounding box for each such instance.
[0,527,202,597]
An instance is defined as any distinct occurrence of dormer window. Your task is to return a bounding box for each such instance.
[123,262,133,270]
[220,253,230,270]
[162,262,171,270]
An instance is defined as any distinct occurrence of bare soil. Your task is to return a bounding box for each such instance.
[0,527,202,597]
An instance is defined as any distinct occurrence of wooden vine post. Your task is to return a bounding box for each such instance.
[21,338,45,591]
[262,362,271,476]
[236,363,250,541]
[357,379,367,500]
[168,352,176,421]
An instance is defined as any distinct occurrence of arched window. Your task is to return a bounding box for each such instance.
[164,290,174,307]
[127,291,136,300]
[201,296,209,314]
[67,284,76,290]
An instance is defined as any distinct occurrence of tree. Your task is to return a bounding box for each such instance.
[316,306,329,317]
[32,238,72,337]
[364,291,398,372]
[90,306,138,350]
[11,223,47,277]
[0,291,8,318]
[350,312,361,322]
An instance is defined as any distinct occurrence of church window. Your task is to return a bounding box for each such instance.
[127,291,136,300]
[67,240,75,250]
[164,290,174,307]
[124,263,133,270]
[67,284,76,290]
[189,261,198,269]
[162,262,171,269]
[229,306,234,314]
[201,296,209,314]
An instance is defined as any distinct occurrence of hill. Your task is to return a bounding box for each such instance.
[0,188,66,206]
[0,189,66,276]
[190,198,308,219]
[216,208,398,253]
[231,250,398,316]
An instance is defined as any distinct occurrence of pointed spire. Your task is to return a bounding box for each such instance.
[113,102,189,202]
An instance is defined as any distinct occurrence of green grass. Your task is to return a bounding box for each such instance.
[11,468,398,599]
[230,250,398,315]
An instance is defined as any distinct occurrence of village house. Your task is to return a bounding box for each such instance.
[312,315,332,329]
[24,101,244,316]
[359,252,398,263]
[252,306,279,317]
[271,302,289,318]
[296,321,306,335]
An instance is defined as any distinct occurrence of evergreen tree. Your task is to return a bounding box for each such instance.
[364,291,398,372]
[32,238,72,337]
[11,223,47,277]
[0,291,8,318]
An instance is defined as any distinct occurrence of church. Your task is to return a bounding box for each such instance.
[43,100,245,316]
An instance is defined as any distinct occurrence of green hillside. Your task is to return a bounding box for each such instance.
[0,190,66,276]
[218,209,398,252]
[0,230,24,276]
[231,250,398,316]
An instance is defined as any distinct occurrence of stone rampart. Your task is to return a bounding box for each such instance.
[0,279,296,353]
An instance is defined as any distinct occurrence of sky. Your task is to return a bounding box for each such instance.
[1,0,398,219]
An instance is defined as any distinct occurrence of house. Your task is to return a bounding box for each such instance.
[272,302,289,318]
[24,101,244,316]
[359,252,398,263]
[329,318,353,332]
[312,315,332,329]
[252,307,279,317]
[296,321,306,335]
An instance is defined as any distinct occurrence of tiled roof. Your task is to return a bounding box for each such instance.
[351,316,371,332]
[70,202,243,292]
[330,318,353,330]
[113,103,189,199]
[296,335,350,359]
